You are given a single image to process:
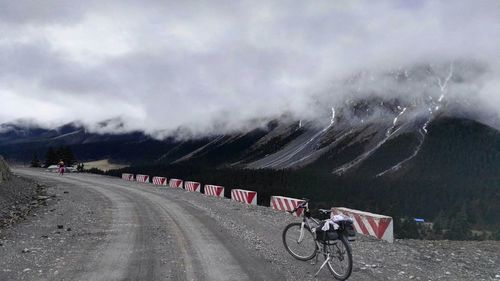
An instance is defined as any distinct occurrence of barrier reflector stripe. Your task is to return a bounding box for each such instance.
[230,189,257,205]
[353,213,369,236]
[136,174,150,183]
[271,199,278,210]
[283,199,291,211]
[169,179,183,188]
[185,181,201,192]
[376,218,392,239]
[121,173,134,181]
[270,196,305,217]
[331,207,394,243]
[152,176,168,186]
[204,185,224,198]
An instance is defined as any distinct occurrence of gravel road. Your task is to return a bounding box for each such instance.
[1,168,499,281]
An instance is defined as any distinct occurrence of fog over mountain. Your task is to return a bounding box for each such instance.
[1,1,499,138]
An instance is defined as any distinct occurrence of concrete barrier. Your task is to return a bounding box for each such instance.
[231,189,257,205]
[331,207,394,243]
[204,185,225,198]
[122,173,134,181]
[136,174,150,183]
[270,196,305,217]
[169,178,183,188]
[184,181,201,192]
[152,176,168,186]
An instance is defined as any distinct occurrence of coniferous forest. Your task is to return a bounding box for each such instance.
[102,164,499,240]
[99,118,499,240]
[2,117,498,240]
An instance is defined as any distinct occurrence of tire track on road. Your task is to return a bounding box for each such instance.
[66,174,285,281]
[12,171,175,281]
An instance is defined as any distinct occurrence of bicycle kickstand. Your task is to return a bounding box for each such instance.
[314,254,331,277]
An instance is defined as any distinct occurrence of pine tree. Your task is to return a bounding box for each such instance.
[30,153,41,167]
[444,205,472,240]
[65,146,76,166]
[493,230,500,241]
[44,147,58,168]
[56,146,77,166]
[396,217,421,239]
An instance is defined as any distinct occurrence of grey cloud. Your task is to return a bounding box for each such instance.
[0,0,87,25]
[0,42,62,78]
[0,42,114,95]
[0,0,499,136]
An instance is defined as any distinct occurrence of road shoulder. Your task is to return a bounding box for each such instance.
[0,172,112,281]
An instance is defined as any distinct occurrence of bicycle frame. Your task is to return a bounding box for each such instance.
[295,201,347,277]
[297,201,320,241]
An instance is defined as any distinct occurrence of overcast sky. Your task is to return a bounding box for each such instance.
[0,0,499,137]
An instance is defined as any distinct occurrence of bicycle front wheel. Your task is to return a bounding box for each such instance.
[325,235,352,280]
[282,222,317,261]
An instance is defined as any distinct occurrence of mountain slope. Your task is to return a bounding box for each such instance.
[1,114,499,177]
[2,114,499,238]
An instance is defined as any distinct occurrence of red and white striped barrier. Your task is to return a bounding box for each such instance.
[204,185,225,198]
[231,189,257,205]
[122,173,134,181]
[169,178,183,188]
[152,176,168,186]
[331,207,394,243]
[184,181,201,192]
[136,174,150,183]
[270,196,305,217]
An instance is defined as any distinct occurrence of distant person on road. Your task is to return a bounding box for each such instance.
[58,160,65,176]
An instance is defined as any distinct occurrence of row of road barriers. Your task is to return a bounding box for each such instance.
[123,174,225,199]
[121,173,394,243]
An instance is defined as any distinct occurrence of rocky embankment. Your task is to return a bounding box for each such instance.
[0,155,10,183]
[0,157,48,229]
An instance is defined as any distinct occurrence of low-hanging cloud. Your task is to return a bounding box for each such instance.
[0,0,499,137]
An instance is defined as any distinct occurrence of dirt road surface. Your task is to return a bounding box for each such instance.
[1,168,498,281]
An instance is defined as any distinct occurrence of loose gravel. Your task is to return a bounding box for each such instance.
[0,171,112,281]
[0,173,46,229]
[1,169,499,281]
[145,183,500,281]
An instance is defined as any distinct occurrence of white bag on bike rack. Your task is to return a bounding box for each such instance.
[321,219,339,231]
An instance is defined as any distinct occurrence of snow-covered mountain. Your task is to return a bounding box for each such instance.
[1,62,499,179]
[1,100,498,180]
[2,66,499,234]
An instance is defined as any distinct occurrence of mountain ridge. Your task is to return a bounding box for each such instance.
[1,112,499,238]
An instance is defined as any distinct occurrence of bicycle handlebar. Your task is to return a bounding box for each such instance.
[287,199,309,214]
[318,208,332,214]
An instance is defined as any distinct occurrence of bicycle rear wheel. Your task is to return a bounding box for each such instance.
[282,222,317,261]
[324,236,352,280]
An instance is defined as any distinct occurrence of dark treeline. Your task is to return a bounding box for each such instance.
[86,117,500,240]
[33,146,77,168]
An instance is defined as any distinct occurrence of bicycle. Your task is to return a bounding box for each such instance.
[282,199,355,280]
